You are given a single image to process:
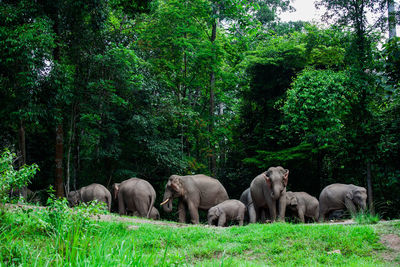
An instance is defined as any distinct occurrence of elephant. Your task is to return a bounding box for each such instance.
[240,188,264,223]
[67,183,112,211]
[319,183,367,222]
[161,174,229,224]
[208,199,246,227]
[250,166,289,223]
[285,191,319,223]
[112,178,156,219]
[133,207,160,220]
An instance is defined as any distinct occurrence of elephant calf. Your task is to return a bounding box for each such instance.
[67,183,112,211]
[208,200,246,227]
[286,191,319,223]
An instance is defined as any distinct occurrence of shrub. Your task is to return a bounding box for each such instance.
[353,211,380,224]
[0,149,39,203]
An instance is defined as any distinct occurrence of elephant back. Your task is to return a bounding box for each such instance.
[185,174,229,208]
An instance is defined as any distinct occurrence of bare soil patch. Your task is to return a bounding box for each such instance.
[379,233,400,262]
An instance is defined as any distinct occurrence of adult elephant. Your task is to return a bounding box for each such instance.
[113,178,156,219]
[319,183,367,222]
[250,166,289,223]
[67,183,111,211]
[239,188,258,223]
[160,174,229,224]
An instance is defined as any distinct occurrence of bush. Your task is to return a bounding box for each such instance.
[0,149,39,203]
[353,211,380,224]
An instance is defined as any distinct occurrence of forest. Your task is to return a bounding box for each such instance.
[1,0,399,220]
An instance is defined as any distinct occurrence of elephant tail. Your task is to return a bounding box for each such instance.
[146,194,155,219]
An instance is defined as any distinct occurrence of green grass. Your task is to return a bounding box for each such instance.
[353,211,381,225]
[0,203,390,266]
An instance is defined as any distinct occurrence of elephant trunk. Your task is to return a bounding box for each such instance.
[359,202,367,212]
[162,191,173,213]
[271,187,281,200]
[163,199,173,212]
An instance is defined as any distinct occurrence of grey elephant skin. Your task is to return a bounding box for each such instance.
[286,191,319,223]
[240,188,261,223]
[208,199,246,227]
[250,166,289,223]
[161,174,229,224]
[113,178,156,219]
[319,183,367,222]
[67,183,112,211]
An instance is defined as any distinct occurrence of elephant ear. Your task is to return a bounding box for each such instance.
[290,196,298,206]
[283,169,289,186]
[112,183,120,200]
[346,190,354,200]
[263,172,272,188]
[215,207,222,217]
[170,175,183,193]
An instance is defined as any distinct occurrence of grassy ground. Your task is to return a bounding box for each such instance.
[0,204,397,266]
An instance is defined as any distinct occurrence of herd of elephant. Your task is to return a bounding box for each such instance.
[67,166,368,226]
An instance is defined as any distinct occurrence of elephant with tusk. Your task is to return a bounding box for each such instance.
[161,174,229,224]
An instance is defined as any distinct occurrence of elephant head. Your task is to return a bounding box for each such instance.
[286,191,298,207]
[111,183,120,200]
[207,206,221,225]
[264,166,289,200]
[161,175,184,212]
[67,190,80,207]
[151,207,160,220]
[347,186,367,211]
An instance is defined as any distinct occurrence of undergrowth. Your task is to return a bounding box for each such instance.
[353,211,381,225]
[0,199,387,266]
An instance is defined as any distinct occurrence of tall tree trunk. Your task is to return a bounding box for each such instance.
[53,13,64,198]
[65,104,76,196]
[388,0,397,39]
[366,161,374,214]
[55,124,64,197]
[18,119,27,199]
[209,6,218,176]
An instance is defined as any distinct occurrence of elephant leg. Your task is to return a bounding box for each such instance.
[118,196,126,216]
[313,208,319,222]
[298,209,305,223]
[260,209,266,222]
[344,198,357,215]
[250,204,259,223]
[238,216,244,226]
[269,201,277,222]
[319,206,328,222]
[136,204,148,218]
[277,196,286,222]
[187,201,199,224]
[217,213,226,227]
[178,200,186,223]
[248,203,256,223]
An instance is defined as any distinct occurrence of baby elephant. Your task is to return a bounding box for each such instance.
[208,200,246,227]
[286,191,319,223]
[67,183,112,211]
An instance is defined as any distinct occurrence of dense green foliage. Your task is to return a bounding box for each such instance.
[0,150,38,202]
[0,0,399,218]
[0,204,389,266]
